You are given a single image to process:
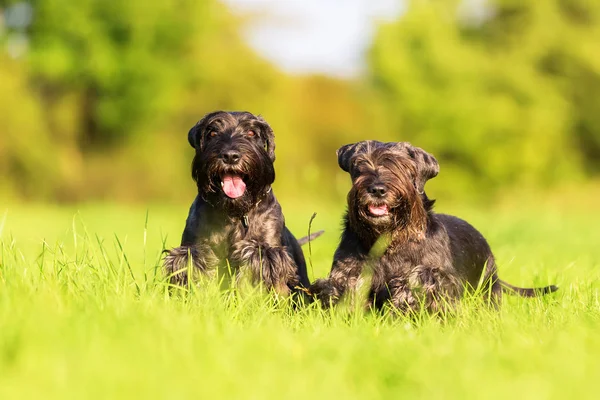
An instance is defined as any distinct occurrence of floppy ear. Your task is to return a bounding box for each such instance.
[259,118,276,162]
[336,143,356,172]
[188,124,200,149]
[188,112,218,150]
[336,140,385,172]
[387,142,439,193]
[407,145,439,192]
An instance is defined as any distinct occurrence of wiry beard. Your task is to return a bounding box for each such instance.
[192,141,275,217]
[348,189,406,235]
[347,184,427,249]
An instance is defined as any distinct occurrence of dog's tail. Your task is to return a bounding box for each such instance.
[500,279,558,297]
[297,230,324,246]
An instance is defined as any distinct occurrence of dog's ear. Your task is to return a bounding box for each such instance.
[188,124,200,149]
[188,112,217,150]
[407,145,439,192]
[337,140,385,172]
[336,143,355,172]
[263,125,276,162]
[256,116,276,162]
[387,142,439,193]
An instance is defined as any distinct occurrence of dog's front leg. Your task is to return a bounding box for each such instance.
[231,239,298,295]
[310,257,366,308]
[310,230,368,307]
[163,245,210,286]
[406,265,463,314]
[384,275,420,313]
[310,234,370,309]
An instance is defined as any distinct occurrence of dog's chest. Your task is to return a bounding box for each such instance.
[207,231,232,260]
[381,243,423,271]
[207,228,240,260]
[367,246,424,286]
[198,223,243,266]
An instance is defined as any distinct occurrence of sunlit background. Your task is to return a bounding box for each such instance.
[1,0,599,207]
[1,4,600,396]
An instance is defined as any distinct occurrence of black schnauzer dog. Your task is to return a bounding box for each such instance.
[164,111,318,295]
[310,140,557,313]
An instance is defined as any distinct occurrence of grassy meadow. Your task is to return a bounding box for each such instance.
[0,195,599,399]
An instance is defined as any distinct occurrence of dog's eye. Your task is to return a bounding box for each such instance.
[209,130,218,137]
[246,130,256,137]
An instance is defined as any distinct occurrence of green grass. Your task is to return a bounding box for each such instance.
[0,200,599,399]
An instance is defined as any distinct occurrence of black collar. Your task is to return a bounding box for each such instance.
[239,186,272,236]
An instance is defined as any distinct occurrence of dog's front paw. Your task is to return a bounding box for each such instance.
[163,246,204,286]
[232,240,297,295]
[414,266,439,293]
[309,279,341,308]
[386,277,419,313]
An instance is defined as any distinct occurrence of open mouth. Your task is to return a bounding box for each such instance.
[367,204,389,217]
[220,174,247,199]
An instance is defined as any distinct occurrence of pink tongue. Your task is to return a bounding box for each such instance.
[222,175,246,199]
[369,204,389,216]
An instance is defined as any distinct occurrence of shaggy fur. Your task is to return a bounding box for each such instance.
[310,140,557,313]
[163,111,314,295]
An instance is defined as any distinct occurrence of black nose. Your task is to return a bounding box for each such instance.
[221,150,241,164]
[368,184,387,197]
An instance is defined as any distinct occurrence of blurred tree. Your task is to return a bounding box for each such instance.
[368,0,600,194]
[0,0,282,200]
[21,0,279,145]
[0,57,60,199]
[1,0,599,203]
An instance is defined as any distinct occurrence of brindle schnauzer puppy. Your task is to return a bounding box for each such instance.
[164,111,317,295]
[310,141,557,313]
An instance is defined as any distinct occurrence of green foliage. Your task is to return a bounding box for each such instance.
[0,59,59,198]
[368,0,600,193]
[0,0,282,200]
[1,0,600,202]
[23,0,278,142]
